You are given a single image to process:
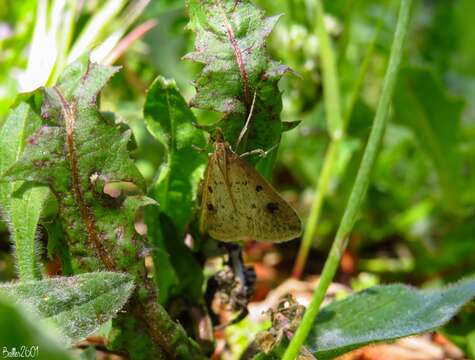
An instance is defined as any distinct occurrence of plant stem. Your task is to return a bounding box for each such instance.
[138,288,206,359]
[47,0,77,86]
[343,20,383,127]
[336,0,357,66]
[292,12,384,279]
[292,0,343,279]
[283,1,412,358]
[314,0,343,139]
[292,140,338,278]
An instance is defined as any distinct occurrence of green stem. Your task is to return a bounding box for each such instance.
[292,0,342,279]
[336,0,357,66]
[288,0,309,27]
[47,0,77,86]
[292,13,384,279]
[292,140,338,278]
[283,1,412,358]
[343,19,383,127]
[314,0,343,139]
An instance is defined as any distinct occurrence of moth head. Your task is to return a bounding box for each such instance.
[212,128,225,143]
[212,128,233,152]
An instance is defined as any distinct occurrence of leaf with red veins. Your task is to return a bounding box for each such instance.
[185,0,291,155]
[2,56,150,273]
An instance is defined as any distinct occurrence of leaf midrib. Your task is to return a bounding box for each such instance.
[216,0,252,111]
[53,87,116,271]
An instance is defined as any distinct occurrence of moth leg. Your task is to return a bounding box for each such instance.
[236,91,257,149]
[191,144,207,153]
[239,143,278,158]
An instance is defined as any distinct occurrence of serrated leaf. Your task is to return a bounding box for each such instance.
[2,59,204,360]
[393,66,464,211]
[0,272,135,344]
[0,294,75,360]
[144,76,207,232]
[185,0,290,156]
[1,56,151,272]
[0,99,49,281]
[305,276,475,359]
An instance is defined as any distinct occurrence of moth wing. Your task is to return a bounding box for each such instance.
[201,154,247,241]
[228,156,302,242]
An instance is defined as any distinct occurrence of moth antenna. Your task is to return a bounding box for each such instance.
[236,91,257,150]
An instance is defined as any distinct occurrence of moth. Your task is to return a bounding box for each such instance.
[200,131,302,243]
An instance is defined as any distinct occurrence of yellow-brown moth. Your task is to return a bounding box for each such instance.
[200,133,302,242]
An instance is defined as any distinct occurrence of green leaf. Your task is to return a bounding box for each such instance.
[252,353,279,360]
[393,66,464,211]
[468,330,475,358]
[44,219,74,276]
[0,272,135,344]
[144,76,207,232]
[0,99,49,281]
[109,314,169,359]
[282,120,302,132]
[144,206,179,305]
[1,56,151,273]
[185,0,290,156]
[2,60,204,358]
[305,276,475,359]
[79,347,96,360]
[0,294,75,360]
[143,77,205,305]
[144,207,204,305]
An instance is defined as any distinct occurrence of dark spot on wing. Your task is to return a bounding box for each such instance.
[266,202,279,214]
[207,203,215,211]
[256,185,263,192]
[208,185,213,193]
[251,203,257,209]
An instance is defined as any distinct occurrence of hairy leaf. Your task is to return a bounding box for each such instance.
[185,0,290,156]
[393,66,464,211]
[1,56,205,360]
[0,100,49,280]
[109,312,167,360]
[0,294,75,360]
[305,276,475,359]
[0,272,135,344]
[1,56,150,273]
[44,219,74,276]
